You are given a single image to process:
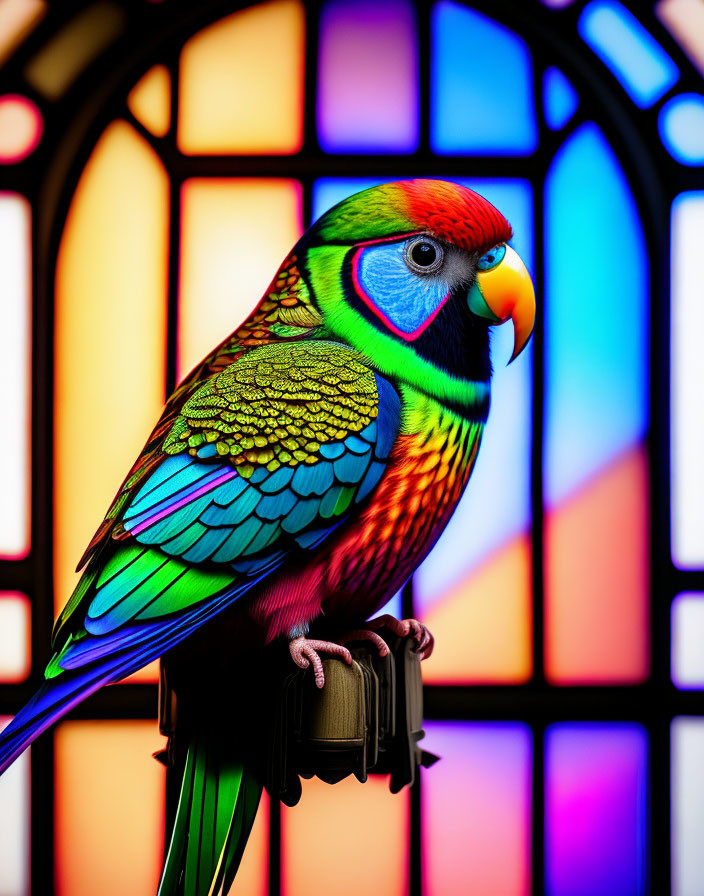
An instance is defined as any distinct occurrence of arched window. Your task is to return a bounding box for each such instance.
[1,2,703,894]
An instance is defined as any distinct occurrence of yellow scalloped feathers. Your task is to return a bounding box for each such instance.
[164,343,378,476]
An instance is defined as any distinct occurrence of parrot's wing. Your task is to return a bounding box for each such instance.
[50,341,400,665]
[0,342,400,775]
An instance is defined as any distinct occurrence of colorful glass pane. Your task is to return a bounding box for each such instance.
[659,94,704,165]
[431,2,538,155]
[54,121,169,613]
[0,0,46,67]
[672,718,704,896]
[230,791,268,896]
[657,0,704,77]
[178,1,304,155]
[0,593,31,683]
[422,722,532,896]
[0,193,31,559]
[0,95,42,163]
[545,723,648,896]
[671,594,704,688]
[671,191,704,568]
[544,122,649,683]
[545,448,649,683]
[543,68,579,131]
[317,0,418,153]
[282,776,408,896]
[578,0,679,108]
[127,65,170,138]
[55,721,166,896]
[178,177,302,379]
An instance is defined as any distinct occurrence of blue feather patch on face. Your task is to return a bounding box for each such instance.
[353,239,451,340]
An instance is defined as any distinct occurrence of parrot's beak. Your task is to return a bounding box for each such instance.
[467,245,536,363]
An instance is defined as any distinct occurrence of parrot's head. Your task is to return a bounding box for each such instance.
[295,179,535,412]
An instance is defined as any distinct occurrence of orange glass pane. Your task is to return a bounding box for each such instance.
[421,535,532,684]
[178,0,305,154]
[54,120,169,617]
[24,1,125,100]
[230,790,269,896]
[178,177,302,378]
[127,64,170,138]
[282,776,407,896]
[55,720,166,896]
[121,659,160,685]
[0,592,31,683]
[545,447,650,683]
[0,0,46,67]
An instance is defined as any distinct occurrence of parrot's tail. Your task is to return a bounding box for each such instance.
[158,723,262,896]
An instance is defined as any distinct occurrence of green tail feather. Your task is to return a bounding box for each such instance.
[158,726,262,896]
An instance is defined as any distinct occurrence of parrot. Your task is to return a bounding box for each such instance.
[0,179,534,894]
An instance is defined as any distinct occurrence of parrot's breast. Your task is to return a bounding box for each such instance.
[320,405,482,620]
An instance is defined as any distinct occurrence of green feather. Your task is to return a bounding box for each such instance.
[158,726,261,896]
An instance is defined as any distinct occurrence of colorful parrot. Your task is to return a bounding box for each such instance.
[0,179,534,894]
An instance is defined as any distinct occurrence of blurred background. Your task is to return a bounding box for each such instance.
[0,0,703,893]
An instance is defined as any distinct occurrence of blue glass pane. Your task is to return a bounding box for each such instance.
[543,67,579,131]
[544,122,648,505]
[317,0,419,153]
[659,94,704,166]
[579,0,679,108]
[545,723,648,896]
[416,178,533,607]
[431,2,538,155]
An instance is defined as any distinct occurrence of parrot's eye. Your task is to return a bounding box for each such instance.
[477,244,506,271]
[404,236,444,275]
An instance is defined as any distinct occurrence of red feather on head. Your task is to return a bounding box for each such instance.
[400,179,512,253]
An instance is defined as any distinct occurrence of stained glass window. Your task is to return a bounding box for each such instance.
[0,2,702,894]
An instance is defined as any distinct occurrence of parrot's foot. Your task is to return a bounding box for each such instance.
[366,614,435,660]
[289,637,353,689]
[339,629,391,657]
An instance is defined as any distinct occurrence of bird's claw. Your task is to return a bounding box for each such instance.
[288,637,353,689]
[365,614,435,660]
[339,629,391,658]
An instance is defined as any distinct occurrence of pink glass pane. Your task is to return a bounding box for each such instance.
[0,95,42,163]
[545,723,648,896]
[422,722,532,896]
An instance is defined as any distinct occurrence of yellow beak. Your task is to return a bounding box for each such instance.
[467,245,536,362]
